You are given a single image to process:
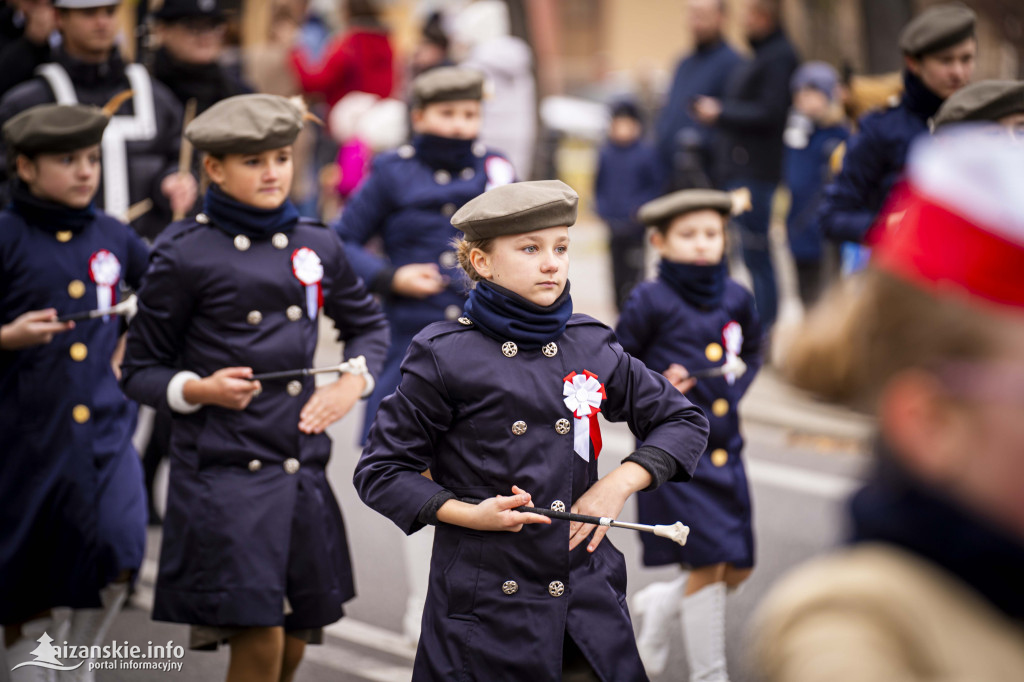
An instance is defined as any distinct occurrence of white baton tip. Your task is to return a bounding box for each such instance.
[654,522,690,546]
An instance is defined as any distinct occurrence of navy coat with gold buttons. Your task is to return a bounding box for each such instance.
[121,215,389,630]
[355,314,709,680]
[0,201,149,624]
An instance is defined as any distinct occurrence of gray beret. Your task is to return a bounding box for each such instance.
[451,180,578,241]
[933,80,1024,129]
[186,94,305,155]
[639,189,733,227]
[53,0,119,7]
[3,104,108,155]
[411,67,484,109]
[899,3,976,57]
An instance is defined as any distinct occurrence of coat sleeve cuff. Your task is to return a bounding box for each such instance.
[344,355,376,398]
[622,445,682,491]
[416,490,458,527]
[166,371,202,414]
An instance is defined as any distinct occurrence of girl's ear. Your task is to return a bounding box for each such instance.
[203,155,225,186]
[15,154,36,185]
[469,246,492,280]
[649,229,664,250]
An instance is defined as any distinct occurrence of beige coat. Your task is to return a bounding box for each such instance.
[753,543,1024,682]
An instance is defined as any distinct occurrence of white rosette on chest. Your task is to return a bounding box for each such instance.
[291,247,324,320]
[562,370,606,462]
[88,249,121,321]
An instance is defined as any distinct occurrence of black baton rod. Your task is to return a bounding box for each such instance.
[462,498,603,524]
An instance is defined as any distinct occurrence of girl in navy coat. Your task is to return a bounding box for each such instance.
[615,189,763,681]
[0,103,149,680]
[355,180,710,680]
[121,94,389,682]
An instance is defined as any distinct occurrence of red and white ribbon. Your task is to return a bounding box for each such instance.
[562,370,606,462]
[88,250,121,321]
[291,247,324,320]
[721,321,743,385]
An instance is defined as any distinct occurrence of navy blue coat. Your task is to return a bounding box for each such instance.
[0,206,149,623]
[594,139,665,232]
[784,123,849,262]
[121,216,389,630]
[333,141,513,440]
[616,278,762,568]
[355,314,709,680]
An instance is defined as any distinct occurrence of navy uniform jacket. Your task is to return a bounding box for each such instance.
[355,314,709,680]
[0,205,149,623]
[784,123,849,262]
[616,278,762,568]
[121,216,389,629]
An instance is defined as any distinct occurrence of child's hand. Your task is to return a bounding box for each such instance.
[438,486,552,533]
[298,373,363,434]
[570,463,651,553]
[184,367,261,410]
[392,263,449,298]
[664,363,697,394]
[0,308,74,350]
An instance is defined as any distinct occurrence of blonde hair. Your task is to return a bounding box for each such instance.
[453,236,495,284]
[784,269,1002,410]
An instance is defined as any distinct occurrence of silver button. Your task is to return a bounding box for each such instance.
[458,316,472,326]
[472,142,487,158]
[460,167,475,180]
[248,459,262,472]
[283,458,300,474]
[444,305,461,321]
[246,310,262,325]
[555,418,571,435]
[397,144,415,159]
[272,232,289,249]
[286,380,302,397]
[440,203,457,217]
[512,420,527,436]
[439,250,457,268]
[434,169,451,185]
[234,234,251,251]
[286,305,303,321]
[196,213,210,224]
[542,342,558,357]
[550,500,566,513]
[502,341,518,358]
[548,581,565,598]
[502,580,518,595]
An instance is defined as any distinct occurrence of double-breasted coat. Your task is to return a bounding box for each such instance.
[355,314,709,680]
[0,202,149,624]
[616,278,762,568]
[121,215,388,630]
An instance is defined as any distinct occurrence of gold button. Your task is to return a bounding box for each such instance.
[502,580,518,595]
[458,316,472,326]
[248,459,262,472]
[56,230,73,243]
[548,581,565,598]
[286,305,303,321]
[72,404,90,423]
[502,341,518,358]
[284,458,300,474]
[246,310,263,325]
[550,500,566,513]
[234,234,251,251]
[711,448,729,467]
[272,232,289,249]
[286,380,302,397]
[712,398,729,418]
[705,343,723,362]
[69,342,88,362]
[542,342,558,357]
[555,418,571,435]
[68,280,86,299]
[511,420,527,436]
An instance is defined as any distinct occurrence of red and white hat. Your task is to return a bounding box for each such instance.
[872,129,1024,310]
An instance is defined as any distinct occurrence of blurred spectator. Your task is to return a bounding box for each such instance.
[594,98,665,310]
[453,0,535,179]
[410,10,451,78]
[693,0,799,331]
[655,0,742,190]
[783,61,849,308]
[0,0,57,98]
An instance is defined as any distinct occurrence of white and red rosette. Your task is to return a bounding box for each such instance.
[562,370,606,462]
[721,320,743,385]
[484,155,516,191]
[291,247,324,320]
[88,249,121,320]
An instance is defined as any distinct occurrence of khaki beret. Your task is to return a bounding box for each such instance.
[3,104,108,156]
[933,80,1024,129]
[899,3,975,57]
[186,94,304,155]
[451,180,578,241]
[638,189,733,227]
[411,67,484,109]
[53,0,119,7]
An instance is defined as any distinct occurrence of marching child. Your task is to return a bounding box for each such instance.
[615,189,764,680]
[120,93,389,682]
[354,180,710,680]
[0,103,149,680]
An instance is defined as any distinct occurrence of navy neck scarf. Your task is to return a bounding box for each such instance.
[413,133,477,172]
[903,70,945,121]
[851,451,1024,622]
[202,185,301,240]
[10,180,96,235]
[658,260,727,309]
[464,280,573,350]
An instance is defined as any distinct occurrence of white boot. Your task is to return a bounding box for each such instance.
[630,574,687,676]
[681,582,729,682]
[8,616,57,682]
[402,525,434,644]
[63,583,128,682]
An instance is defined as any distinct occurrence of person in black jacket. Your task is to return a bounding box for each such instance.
[693,0,798,331]
[0,0,57,98]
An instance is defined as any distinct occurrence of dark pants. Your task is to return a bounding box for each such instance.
[142,406,172,524]
[562,631,600,681]
[607,220,647,311]
[727,179,778,329]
